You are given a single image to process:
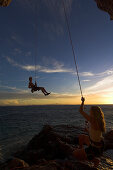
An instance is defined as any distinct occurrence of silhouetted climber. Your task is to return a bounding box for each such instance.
[28,77,50,96]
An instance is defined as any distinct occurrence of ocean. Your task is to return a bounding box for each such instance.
[0,105,113,162]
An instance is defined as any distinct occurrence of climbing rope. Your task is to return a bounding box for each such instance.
[34,0,38,82]
[62,0,83,97]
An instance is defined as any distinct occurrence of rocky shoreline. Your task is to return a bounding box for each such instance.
[0,125,113,170]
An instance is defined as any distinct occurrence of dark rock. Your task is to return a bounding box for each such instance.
[104,130,113,150]
[105,130,113,141]
[0,158,29,170]
[0,0,12,7]
[1,125,113,170]
[15,125,75,164]
[94,0,113,20]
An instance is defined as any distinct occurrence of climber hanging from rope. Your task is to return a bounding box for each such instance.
[27,1,50,96]
[28,77,50,96]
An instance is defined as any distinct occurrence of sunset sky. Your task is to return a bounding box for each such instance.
[0,0,113,105]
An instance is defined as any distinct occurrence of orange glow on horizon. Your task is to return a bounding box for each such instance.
[0,93,113,106]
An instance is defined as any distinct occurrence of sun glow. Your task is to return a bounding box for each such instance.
[103,97,113,104]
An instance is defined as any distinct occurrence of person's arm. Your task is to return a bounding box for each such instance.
[28,82,34,88]
[28,83,31,88]
[79,97,90,122]
[35,81,37,87]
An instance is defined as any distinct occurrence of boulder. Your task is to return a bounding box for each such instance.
[15,125,77,164]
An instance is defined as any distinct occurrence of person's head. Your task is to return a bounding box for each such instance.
[29,77,32,82]
[90,106,106,132]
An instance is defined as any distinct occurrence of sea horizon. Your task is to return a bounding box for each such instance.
[0,103,113,107]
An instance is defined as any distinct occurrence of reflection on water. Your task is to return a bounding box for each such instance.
[99,150,113,169]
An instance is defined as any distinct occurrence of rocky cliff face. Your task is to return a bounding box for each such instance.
[95,0,113,20]
[0,0,12,7]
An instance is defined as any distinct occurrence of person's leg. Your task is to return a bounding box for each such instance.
[38,87,50,95]
[73,148,87,160]
[38,87,47,94]
[78,134,90,149]
[31,89,34,93]
[31,87,37,93]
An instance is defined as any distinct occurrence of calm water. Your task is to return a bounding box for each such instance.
[0,105,113,162]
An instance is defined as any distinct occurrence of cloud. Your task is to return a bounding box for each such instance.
[5,56,113,82]
[84,75,113,95]
[0,75,113,105]
[0,84,80,106]
[79,69,113,77]
[82,80,90,82]
[0,85,29,93]
[80,72,94,77]
[13,48,31,57]
[6,56,19,67]
[1,99,19,105]
[0,88,81,106]
[0,90,79,100]
[14,48,22,54]
[96,68,113,77]
[11,33,31,48]
[5,56,73,73]
[4,56,94,75]
[11,34,23,45]
[80,68,113,78]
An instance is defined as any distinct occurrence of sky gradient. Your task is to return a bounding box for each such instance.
[0,0,113,105]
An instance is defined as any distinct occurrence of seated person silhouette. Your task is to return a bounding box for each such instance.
[28,77,50,96]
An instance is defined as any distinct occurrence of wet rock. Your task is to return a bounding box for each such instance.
[4,159,97,170]
[0,157,29,170]
[1,125,113,170]
[94,0,113,20]
[15,125,75,164]
[105,130,113,141]
[26,160,61,170]
[104,130,113,150]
